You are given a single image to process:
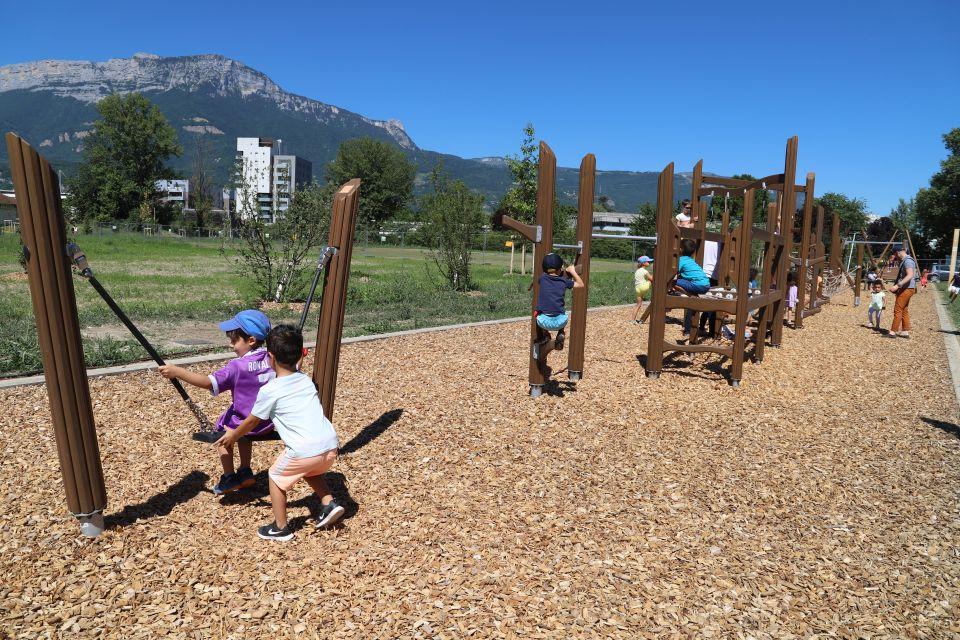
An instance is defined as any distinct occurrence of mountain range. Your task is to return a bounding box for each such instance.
[0,53,689,210]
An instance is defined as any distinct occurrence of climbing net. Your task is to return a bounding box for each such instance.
[820,268,847,297]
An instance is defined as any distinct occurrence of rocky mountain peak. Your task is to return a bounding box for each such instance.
[0,53,417,150]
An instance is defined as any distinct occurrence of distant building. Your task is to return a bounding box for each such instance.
[592,211,638,235]
[155,179,189,207]
[272,155,312,216]
[235,138,312,222]
[236,137,276,221]
[0,191,16,224]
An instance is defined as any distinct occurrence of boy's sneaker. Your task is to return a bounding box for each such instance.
[213,473,235,495]
[235,466,256,489]
[315,500,346,529]
[554,330,565,350]
[214,472,247,495]
[257,521,294,542]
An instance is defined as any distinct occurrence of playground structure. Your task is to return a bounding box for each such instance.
[492,142,596,397]
[4,133,360,537]
[645,136,800,386]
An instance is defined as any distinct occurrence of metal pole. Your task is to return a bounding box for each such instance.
[949,228,959,285]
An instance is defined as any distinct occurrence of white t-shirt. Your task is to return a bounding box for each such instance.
[251,372,339,458]
[702,241,720,279]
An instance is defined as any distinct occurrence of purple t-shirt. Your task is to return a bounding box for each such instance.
[208,347,275,434]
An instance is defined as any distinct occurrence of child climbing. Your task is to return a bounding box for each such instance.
[949,272,960,303]
[535,252,585,350]
[159,310,275,495]
[215,324,344,541]
[672,239,711,296]
[632,256,653,323]
[868,281,885,329]
[748,268,759,290]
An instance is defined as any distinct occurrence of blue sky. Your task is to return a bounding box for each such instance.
[1,0,957,215]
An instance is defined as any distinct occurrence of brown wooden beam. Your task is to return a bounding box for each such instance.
[6,133,106,537]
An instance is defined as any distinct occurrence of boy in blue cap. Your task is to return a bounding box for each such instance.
[160,310,276,494]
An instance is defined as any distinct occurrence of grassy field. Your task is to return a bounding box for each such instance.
[0,233,639,377]
[939,281,960,328]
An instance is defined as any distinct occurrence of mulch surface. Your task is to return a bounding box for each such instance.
[1,289,958,638]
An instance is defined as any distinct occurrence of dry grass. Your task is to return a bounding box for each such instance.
[1,289,958,638]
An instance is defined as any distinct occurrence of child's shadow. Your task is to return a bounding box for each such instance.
[220,470,358,531]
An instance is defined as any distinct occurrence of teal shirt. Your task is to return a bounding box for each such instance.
[677,255,710,286]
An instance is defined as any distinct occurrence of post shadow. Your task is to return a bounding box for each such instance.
[339,409,403,456]
[920,416,960,439]
[105,470,210,529]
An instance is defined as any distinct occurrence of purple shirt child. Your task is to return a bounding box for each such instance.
[208,347,275,435]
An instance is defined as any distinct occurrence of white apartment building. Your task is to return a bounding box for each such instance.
[155,179,189,206]
[235,138,313,222]
[272,155,313,216]
[236,137,276,221]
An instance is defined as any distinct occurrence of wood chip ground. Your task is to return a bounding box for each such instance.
[1,290,958,638]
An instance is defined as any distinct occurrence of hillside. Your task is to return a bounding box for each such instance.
[0,53,688,208]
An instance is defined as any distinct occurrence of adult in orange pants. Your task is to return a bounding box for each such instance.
[887,244,917,338]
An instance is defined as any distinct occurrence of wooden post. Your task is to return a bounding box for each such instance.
[949,228,959,284]
[527,142,556,396]
[521,243,527,275]
[769,137,799,346]
[509,239,515,274]
[645,163,675,379]
[829,213,841,271]
[567,153,596,381]
[730,188,755,386]
[313,179,360,420]
[6,133,107,537]
[854,242,864,306]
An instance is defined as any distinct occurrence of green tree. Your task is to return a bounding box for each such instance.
[915,128,960,254]
[420,167,486,291]
[706,174,770,225]
[324,137,415,227]
[67,93,181,223]
[500,123,538,224]
[232,178,331,302]
[630,202,657,237]
[189,133,215,229]
[817,192,869,235]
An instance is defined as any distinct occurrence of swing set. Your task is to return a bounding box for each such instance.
[6,133,360,536]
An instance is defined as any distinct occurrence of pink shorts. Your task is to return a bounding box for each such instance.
[269,449,337,491]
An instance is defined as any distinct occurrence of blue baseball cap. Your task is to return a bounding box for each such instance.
[637,256,653,265]
[219,310,271,340]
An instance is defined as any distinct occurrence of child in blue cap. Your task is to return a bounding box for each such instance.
[159,310,276,495]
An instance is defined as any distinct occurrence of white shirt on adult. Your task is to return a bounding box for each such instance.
[702,240,720,280]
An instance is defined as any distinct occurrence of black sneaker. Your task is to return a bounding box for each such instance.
[213,473,234,496]
[257,521,294,542]
[235,466,256,489]
[554,330,565,350]
[214,472,248,495]
[315,500,346,529]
